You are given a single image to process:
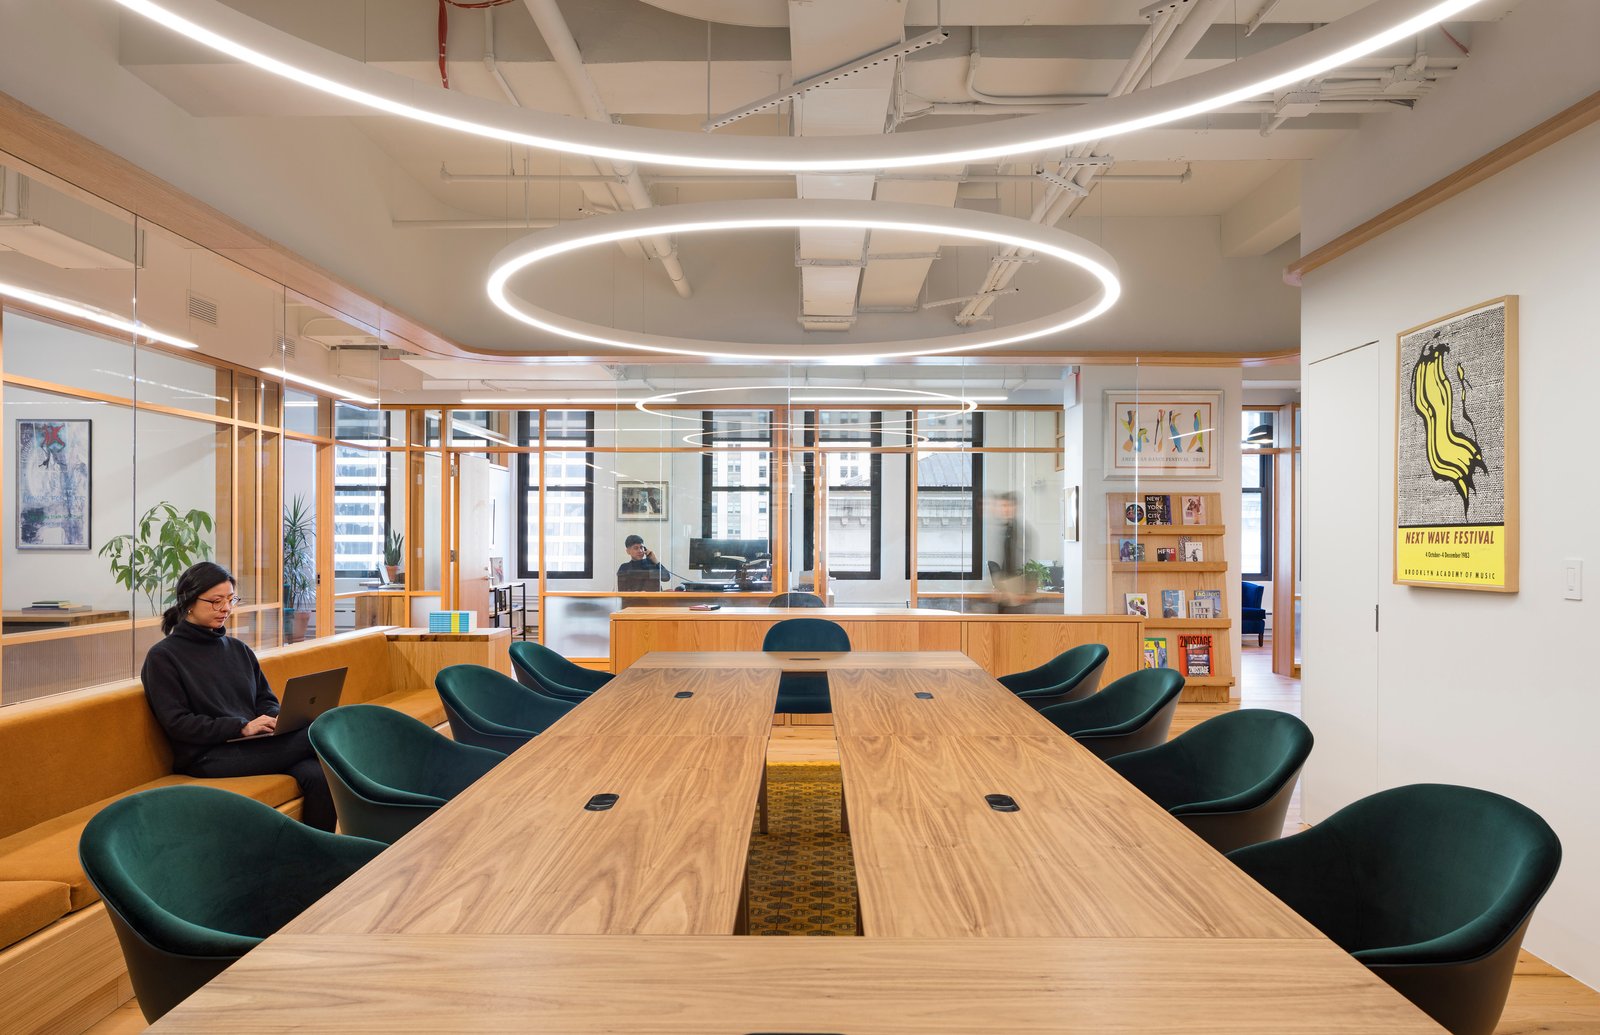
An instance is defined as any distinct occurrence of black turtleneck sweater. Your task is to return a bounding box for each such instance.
[141,620,280,770]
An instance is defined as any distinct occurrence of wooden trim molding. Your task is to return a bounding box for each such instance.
[1286,89,1600,285]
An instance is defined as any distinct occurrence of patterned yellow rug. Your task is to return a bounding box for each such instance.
[748,762,857,936]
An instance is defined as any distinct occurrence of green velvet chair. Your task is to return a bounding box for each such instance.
[508,640,612,703]
[77,785,383,1023]
[1105,709,1313,853]
[435,663,576,753]
[996,643,1110,710]
[1228,784,1561,1035]
[1038,668,1184,759]
[308,705,504,844]
[763,617,850,714]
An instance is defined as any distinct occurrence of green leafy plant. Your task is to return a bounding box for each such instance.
[282,494,317,611]
[1023,559,1051,589]
[99,503,214,614]
[383,528,405,568]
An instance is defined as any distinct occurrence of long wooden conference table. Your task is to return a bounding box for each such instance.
[152,652,1441,1033]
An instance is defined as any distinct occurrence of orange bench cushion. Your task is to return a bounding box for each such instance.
[0,773,297,911]
[367,687,445,728]
[0,881,72,951]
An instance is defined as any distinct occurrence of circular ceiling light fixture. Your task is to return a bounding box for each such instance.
[113,0,1485,172]
[486,199,1119,363]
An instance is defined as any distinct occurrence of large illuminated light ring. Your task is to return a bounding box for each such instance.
[486,200,1119,363]
[116,0,1482,172]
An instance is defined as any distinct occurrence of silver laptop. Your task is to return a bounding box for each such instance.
[227,667,346,742]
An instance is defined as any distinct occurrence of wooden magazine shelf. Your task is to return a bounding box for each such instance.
[1107,491,1233,703]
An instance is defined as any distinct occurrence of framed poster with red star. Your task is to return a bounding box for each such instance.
[16,419,92,550]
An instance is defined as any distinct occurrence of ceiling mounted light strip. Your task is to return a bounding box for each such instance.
[114,0,1483,172]
[262,366,379,405]
[484,199,1119,363]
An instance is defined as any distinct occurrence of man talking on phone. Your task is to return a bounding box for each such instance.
[616,534,670,591]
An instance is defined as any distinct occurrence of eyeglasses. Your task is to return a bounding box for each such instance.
[197,594,242,608]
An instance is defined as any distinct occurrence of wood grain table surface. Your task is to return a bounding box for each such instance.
[829,663,1062,738]
[624,649,980,670]
[150,934,1442,1034]
[284,734,766,937]
[839,733,1316,940]
[551,663,779,736]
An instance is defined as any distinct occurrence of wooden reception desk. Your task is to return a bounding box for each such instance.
[610,608,1145,715]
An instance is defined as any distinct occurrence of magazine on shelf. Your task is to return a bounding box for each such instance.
[1142,494,1172,525]
[1160,589,1184,619]
[1123,592,1149,618]
[1191,589,1223,617]
[1179,537,1204,562]
[1142,636,1168,669]
[1156,547,1176,562]
[1182,495,1206,525]
[1123,501,1146,525]
[1118,538,1146,562]
[1179,634,1213,676]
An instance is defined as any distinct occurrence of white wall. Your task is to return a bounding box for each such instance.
[1299,0,1600,985]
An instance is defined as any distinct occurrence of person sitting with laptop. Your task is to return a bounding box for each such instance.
[140,561,336,831]
[616,534,670,592]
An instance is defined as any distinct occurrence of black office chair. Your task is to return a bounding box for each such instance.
[1228,784,1561,1035]
[769,592,824,608]
[309,705,504,844]
[996,643,1109,710]
[78,786,383,1022]
[509,640,612,702]
[1105,709,1313,853]
[763,617,849,714]
[1038,668,1184,759]
[435,663,576,753]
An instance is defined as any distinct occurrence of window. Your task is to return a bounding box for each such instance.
[517,411,594,579]
[701,411,772,542]
[332,403,387,579]
[909,411,983,579]
[1241,410,1275,580]
[803,411,881,579]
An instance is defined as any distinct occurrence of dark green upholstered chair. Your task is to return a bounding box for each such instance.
[769,592,825,608]
[1039,668,1184,760]
[1228,784,1561,1035]
[309,705,504,844]
[435,663,576,753]
[508,641,612,702]
[1105,709,1313,853]
[996,643,1110,710]
[763,617,850,714]
[78,785,383,1023]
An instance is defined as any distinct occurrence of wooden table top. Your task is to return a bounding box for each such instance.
[285,734,765,937]
[0,608,129,625]
[552,664,778,736]
[625,649,980,671]
[151,935,1441,1034]
[839,734,1316,939]
[613,605,959,619]
[829,664,1061,737]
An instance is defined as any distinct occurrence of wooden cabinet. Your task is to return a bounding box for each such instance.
[1106,492,1233,703]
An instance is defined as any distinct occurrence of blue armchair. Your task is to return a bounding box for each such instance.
[1241,581,1268,646]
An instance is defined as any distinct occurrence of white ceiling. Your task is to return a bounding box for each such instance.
[0,0,1524,392]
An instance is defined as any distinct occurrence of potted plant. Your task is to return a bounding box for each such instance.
[99,502,214,615]
[383,529,404,585]
[282,494,316,641]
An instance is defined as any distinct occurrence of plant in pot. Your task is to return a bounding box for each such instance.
[100,502,214,616]
[383,529,404,585]
[282,494,316,642]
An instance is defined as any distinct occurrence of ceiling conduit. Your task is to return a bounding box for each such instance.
[521,0,693,298]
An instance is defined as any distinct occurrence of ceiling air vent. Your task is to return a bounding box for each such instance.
[275,334,297,358]
[186,293,219,326]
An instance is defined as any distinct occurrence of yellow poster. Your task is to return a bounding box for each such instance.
[1393,298,1517,592]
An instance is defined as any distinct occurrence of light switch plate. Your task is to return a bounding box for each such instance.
[1565,558,1583,601]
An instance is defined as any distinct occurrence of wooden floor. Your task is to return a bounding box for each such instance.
[84,642,1600,1034]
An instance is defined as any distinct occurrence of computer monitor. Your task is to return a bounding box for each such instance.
[688,537,769,572]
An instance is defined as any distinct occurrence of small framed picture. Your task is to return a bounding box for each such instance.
[1181,495,1206,525]
[1123,592,1149,618]
[618,481,668,520]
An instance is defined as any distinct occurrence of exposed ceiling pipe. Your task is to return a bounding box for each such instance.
[521,0,692,299]
[393,218,561,229]
[481,8,520,107]
[1149,0,1230,85]
[916,99,1418,117]
[964,28,1101,106]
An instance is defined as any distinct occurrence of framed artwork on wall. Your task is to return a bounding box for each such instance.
[618,480,668,520]
[1102,391,1222,478]
[1393,296,1518,592]
[16,419,92,550]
